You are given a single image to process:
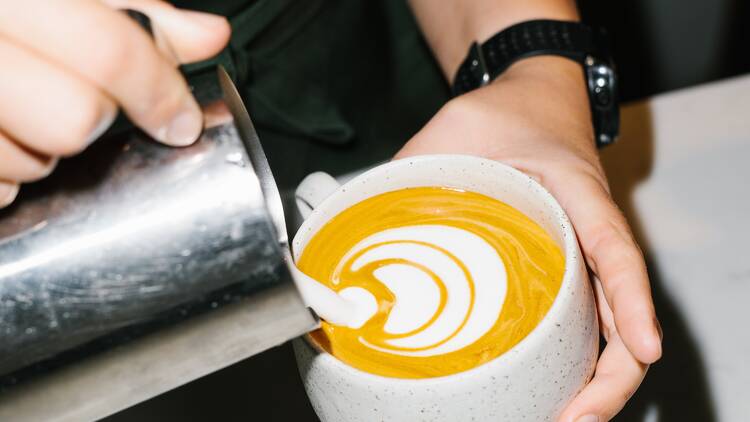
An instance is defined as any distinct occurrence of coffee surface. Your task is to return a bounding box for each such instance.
[298,187,564,378]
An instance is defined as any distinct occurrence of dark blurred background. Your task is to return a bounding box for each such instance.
[105,1,749,421]
[580,0,750,101]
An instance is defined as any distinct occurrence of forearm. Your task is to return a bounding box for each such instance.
[408,0,592,152]
[408,0,580,79]
[400,5,659,421]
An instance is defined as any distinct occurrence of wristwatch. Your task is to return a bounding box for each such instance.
[452,19,619,147]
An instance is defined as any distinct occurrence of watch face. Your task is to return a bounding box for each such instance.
[585,56,619,146]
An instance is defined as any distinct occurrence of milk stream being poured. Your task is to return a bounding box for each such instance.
[291,265,377,329]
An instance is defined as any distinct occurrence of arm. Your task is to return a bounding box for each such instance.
[409,0,579,79]
[403,2,662,421]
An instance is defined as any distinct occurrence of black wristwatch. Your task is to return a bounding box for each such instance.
[452,20,619,148]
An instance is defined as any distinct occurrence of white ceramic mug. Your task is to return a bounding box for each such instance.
[292,155,598,422]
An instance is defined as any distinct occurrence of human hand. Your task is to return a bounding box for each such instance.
[0,0,231,207]
[396,56,662,422]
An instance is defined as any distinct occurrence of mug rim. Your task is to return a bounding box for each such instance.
[294,154,581,386]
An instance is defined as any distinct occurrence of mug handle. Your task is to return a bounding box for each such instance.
[295,172,341,219]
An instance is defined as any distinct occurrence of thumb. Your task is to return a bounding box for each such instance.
[103,0,231,64]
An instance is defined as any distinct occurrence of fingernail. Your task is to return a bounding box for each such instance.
[160,99,203,146]
[86,107,118,146]
[34,157,58,181]
[649,317,663,359]
[654,317,663,341]
[0,183,20,208]
[576,415,599,422]
[183,10,229,31]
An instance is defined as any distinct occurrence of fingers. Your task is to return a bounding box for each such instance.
[0,34,117,157]
[0,131,56,182]
[561,238,648,422]
[561,172,662,364]
[0,0,221,146]
[557,334,648,422]
[102,0,231,63]
[0,181,20,208]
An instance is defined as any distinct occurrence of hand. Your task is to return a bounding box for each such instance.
[396,56,663,422]
[0,0,231,207]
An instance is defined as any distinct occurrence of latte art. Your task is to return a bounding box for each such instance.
[340,225,507,357]
[299,187,564,378]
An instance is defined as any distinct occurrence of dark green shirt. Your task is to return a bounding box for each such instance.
[173,0,449,188]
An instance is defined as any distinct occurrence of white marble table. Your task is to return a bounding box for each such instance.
[601,75,750,422]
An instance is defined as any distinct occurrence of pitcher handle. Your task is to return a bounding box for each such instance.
[295,172,341,219]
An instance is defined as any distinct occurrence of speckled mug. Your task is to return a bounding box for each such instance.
[292,155,598,422]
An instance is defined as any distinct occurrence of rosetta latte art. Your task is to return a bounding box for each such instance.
[299,187,564,378]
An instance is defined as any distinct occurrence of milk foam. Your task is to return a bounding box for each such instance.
[337,225,507,357]
[292,264,376,329]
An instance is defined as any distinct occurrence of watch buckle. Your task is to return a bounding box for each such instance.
[469,42,491,87]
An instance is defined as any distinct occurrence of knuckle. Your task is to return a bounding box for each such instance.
[585,216,632,254]
[583,217,646,283]
[53,99,102,156]
[152,85,185,118]
[88,27,138,85]
[137,83,185,129]
[584,221,622,260]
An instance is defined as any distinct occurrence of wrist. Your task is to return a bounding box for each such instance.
[485,56,596,152]
[501,56,587,95]
[416,1,581,78]
[452,18,619,150]
[459,3,580,46]
[500,55,589,108]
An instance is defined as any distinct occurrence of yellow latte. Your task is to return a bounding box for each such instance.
[297,187,564,378]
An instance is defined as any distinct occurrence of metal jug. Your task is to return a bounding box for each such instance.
[0,67,318,421]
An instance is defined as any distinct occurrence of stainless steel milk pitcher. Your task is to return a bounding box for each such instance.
[0,68,317,421]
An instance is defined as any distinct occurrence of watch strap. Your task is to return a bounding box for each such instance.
[451,19,619,147]
[453,20,598,96]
